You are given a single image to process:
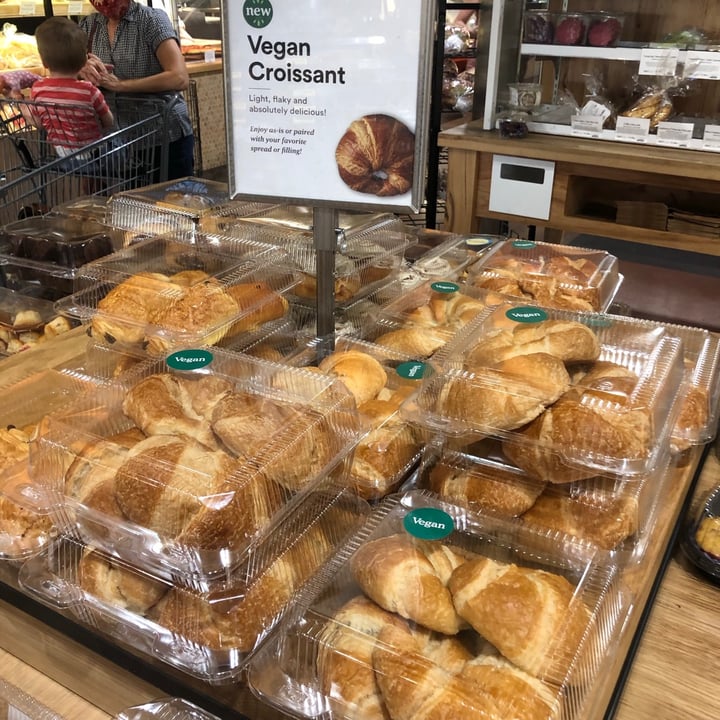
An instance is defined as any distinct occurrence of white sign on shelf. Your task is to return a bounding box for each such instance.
[571,115,604,138]
[684,51,720,80]
[18,0,37,15]
[67,1,84,15]
[222,0,434,213]
[702,125,720,151]
[615,116,651,142]
[656,121,694,148]
[639,47,679,76]
[203,50,216,63]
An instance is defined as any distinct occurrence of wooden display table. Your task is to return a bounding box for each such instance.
[0,334,718,719]
[438,123,720,256]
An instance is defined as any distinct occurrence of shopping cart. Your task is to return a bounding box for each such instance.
[0,93,175,225]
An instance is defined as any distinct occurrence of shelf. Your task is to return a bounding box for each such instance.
[522,43,653,61]
[0,2,94,18]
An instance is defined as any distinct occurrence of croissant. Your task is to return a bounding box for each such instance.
[350,533,470,634]
[448,556,591,684]
[335,114,415,197]
[374,327,449,358]
[318,350,388,406]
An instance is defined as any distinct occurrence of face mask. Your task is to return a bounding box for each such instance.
[90,0,130,21]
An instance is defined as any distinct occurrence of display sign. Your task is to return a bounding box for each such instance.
[222,0,435,213]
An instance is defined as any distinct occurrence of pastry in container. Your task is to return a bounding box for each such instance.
[285,336,429,500]
[0,214,127,298]
[28,348,364,585]
[586,12,624,48]
[106,176,273,237]
[681,483,720,584]
[19,488,368,684]
[402,300,686,483]
[523,10,555,44]
[57,234,298,357]
[554,12,588,45]
[369,280,500,359]
[0,677,63,720]
[0,286,74,355]
[115,698,221,720]
[412,436,671,560]
[217,206,416,306]
[466,239,623,312]
[247,490,626,720]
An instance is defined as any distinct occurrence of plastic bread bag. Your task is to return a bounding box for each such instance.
[578,73,617,129]
[620,75,691,131]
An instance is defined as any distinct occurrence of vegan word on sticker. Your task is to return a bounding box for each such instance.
[403,508,454,540]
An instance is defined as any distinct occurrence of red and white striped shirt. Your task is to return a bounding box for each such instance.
[30,77,112,150]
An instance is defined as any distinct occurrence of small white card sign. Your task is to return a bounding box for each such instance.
[684,51,720,80]
[656,122,694,147]
[222,0,434,213]
[639,47,679,76]
[571,115,604,138]
[615,116,650,142]
[702,125,720,151]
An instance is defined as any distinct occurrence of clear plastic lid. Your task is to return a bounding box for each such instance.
[286,336,429,499]
[0,677,64,720]
[19,489,368,683]
[29,348,363,584]
[466,239,622,312]
[681,484,720,584]
[56,235,298,356]
[50,196,111,224]
[403,302,686,481]
[247,490,626,720]
[0,253,77,301]
[115,698,220,720]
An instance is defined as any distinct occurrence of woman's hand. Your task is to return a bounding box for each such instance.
[78,53,108,85]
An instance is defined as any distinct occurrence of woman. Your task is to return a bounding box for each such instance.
[79,0,195,180]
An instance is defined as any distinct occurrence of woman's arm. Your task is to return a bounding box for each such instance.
[96,38,189,93]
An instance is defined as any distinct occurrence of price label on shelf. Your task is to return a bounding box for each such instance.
[570,115,604,138]
[204,50,216,62]
[684,51,720,80]
[67,1,84,15]
[639,47,679,76]
[656,122,694,148]
[615,116,651,142]
[18,0,38,15]
[702,125,720,151]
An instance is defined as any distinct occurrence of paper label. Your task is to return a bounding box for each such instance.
[639,47,679,76]
[571,115,604,138]
[684,51,720,80]
[67,1,83,14]
[615,116,651,142]
[204,50,216,63]
[656,122,694,148]
[404,508,454,540]
[19,0,37,15]
[702,125,720,151]
[166,349,214,370]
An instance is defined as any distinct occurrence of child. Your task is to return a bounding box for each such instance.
[26,17,114,158]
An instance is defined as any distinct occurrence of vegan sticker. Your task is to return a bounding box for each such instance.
[506,306,548,323]
[430,281,460,294]
[166,349,213,370]
[403,508,454,540]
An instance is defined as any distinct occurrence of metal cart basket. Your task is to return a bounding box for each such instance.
[0,93,175,226]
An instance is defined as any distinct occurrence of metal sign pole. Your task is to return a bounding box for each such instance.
[313,206,338,355]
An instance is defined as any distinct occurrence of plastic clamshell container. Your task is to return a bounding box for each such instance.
[681,484,720,584]
[410,436,672,561]
[662,321,720,451]
[19,489,369,684]
[285,336,429,500]
[28,348,363,585]
[106,177,272,236]
[0,367,108,560]
[466,239,622,313]
[0,253,77,301]
[369,280,503,359]
[0,215,126,270]
[247,490,626,720]
[586,12,625,48]
[115,698,221,720]
[50,196,111,224]
[0,677,64,720]
[523,9,555,43]
[56,234,298,356]
[220,208,416,307]
[0,286,63,356]
[403,302,686,481]
[554,11,589,45]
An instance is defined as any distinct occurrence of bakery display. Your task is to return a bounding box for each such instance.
[335,114,415,197]
[467,239,622,312]
[247,491,621,720]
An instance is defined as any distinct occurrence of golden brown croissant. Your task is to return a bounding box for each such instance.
[318,350,388,406]
[448,556,591,684]
[350,533,471,634]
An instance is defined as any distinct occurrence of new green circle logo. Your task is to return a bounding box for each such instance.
[243,0,273,28]
[512,239,536,249]
[166,349,213,370]
[430,281,459,294]
[396,361,427,380]
[506,306,548,323]
[403,508,454,540]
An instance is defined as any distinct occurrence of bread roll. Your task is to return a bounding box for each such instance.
[78,547,168,616]
[351,534,471,634]
[448,557,591,684]
[438,352,571,433]
[372,623,501,720]
[225,281,289,336]
[405,291,486,331]
[318,350,388,406]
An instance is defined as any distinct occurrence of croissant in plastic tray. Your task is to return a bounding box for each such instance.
[402,300,686,482]
[18,489,368,683]
[29,349,364,584]
[247,491,627,720]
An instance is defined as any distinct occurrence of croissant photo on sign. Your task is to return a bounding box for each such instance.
[335,114,415,197]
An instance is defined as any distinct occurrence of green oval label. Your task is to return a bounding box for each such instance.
[512,239,536,249]
[506,306,548,323]
[166,349,213,370]
[396,361,427,380]
[465,235,496,248]
[404,508,454,540]
[430,281,459,294]
[243,0,273,28]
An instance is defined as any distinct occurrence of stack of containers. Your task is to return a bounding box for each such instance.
[54,232,301,376]
[0,677,64,720]
[400,297,690,565]
[105,177,276,239]
[247,491,628,720]
[215,205,418,336]
[19,348,369,683]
